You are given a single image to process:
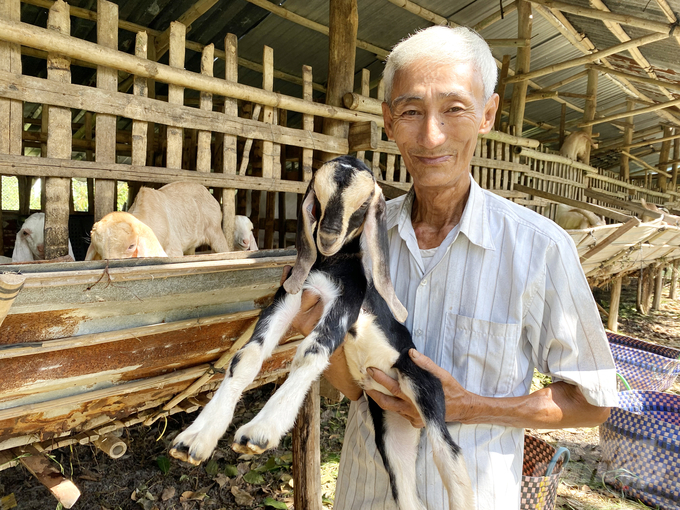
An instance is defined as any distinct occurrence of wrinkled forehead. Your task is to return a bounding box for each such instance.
[314,159,375,211]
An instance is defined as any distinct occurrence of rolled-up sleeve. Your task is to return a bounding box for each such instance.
[526,236,618,407]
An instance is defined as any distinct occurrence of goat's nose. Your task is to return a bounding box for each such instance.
[318,233,340,252]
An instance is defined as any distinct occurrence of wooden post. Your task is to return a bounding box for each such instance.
[658,125,673,192]
[672,132,680,191]
[167,22,186,171]
[653,264,665,311]
[146,33,157,167]
[670,260,679,299]
[608,276,622,332]
[372,80,385,177]
[93,0,118,221]
[356,68,371,162]
[494,54,511,131]
[621,98,634,182]
[581,67,598,165]
[508,0,532,136]
[301,65,314,183]
[292,380,322,510]
[129,31,149,207]
[558,103,566,147]
[196,44,214,173]
[0,0,22,255]
[44,0,72,259]
[221,33,238,251]
[262,46,280,249]
[321,0,358,161]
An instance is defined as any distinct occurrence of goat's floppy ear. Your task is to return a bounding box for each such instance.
[362,184,408,323]
[284,185,317,294]
[136,234,168,258]
[84,243,100,261]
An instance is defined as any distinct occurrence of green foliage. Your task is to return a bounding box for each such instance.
[224,464,239,477]
[156,455,170,475]
[204,459,219,476]
[243,470,265,485]
[263,497,288,509]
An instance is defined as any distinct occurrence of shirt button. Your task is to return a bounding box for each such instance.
[420,279,428,286]
[415,329,423,336]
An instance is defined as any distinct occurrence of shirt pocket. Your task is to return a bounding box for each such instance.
[442,313,522,397]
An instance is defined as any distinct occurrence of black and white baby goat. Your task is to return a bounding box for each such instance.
[169,155,474,510]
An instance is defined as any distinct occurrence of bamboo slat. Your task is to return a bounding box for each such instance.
[220,33,238,251]
[196,44,214,173]
[166,22,185,171]
[302,65,314,182]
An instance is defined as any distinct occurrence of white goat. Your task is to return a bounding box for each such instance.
[233,215,258,251]
[554,204,605,230]
[11,212,75,262]
[85,211,168,260]
[640,198,680,226]
[559,131,597,163]
[85,182,230,260]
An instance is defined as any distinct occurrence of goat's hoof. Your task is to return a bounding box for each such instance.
[168,445,203,466]
[231,436,268,455]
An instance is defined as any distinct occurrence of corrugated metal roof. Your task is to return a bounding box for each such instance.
[16,0,680,178]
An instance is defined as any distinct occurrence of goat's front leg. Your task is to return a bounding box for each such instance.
[169,287,301,465]
[232,301,352,454]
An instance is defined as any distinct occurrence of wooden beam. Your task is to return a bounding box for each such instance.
[622,130,680,150]
[514,184,633,223]
[508,0,532,136]
[529,0,678,34]
[495,54,511,131]
[474,1,518,31]
[587,64,680,95]
[608,275,622,332]
[581,68,598,164]
[322,0,358,160]
[621,99,634,182]
[583,188,664,218]
[580,97,680,129]
[154,0,220,57]
[16,444,81,508]
[505,32,669,84]
[0,18,376,125]
[658,126,673,192]
[673,134,679,190]
[292,381,322,510]
[622,150,672,178]
[579,217,641,263]
[542,70,589,91]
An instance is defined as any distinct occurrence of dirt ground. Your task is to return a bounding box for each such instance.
[2,278,679,510]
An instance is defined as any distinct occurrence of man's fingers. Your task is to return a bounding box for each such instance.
[367,367,402,396]
[409,349,448,379]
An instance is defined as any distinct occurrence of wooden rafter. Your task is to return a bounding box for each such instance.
[587,64,680,95]
[154,0,221,58]
[580,97,680,128]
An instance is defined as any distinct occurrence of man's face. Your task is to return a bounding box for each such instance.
[382,60,498,191]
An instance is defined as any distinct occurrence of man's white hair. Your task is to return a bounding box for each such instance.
[383,26,498,105]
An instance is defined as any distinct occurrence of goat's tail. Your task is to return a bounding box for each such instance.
[394,351,475,510]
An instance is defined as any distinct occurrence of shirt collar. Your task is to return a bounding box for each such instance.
[386,177,495,251]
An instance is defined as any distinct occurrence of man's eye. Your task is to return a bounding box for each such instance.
[447,106,464,113]
[402,109,419,116]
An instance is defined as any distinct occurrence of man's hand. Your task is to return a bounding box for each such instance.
[366,349,475,428]
[281,265,323,337]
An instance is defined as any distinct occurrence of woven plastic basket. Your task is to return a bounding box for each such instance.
[520,435,570,510]
[598,390,680,510]
[606,332,680,392]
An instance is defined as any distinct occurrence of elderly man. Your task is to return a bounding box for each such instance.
[293,25,617,510]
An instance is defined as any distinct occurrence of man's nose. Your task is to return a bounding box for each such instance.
[418,113,446,149]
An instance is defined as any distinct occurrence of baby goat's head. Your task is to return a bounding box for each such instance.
[284,155,407,323]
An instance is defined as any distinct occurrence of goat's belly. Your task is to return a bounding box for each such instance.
[343,310,400,396]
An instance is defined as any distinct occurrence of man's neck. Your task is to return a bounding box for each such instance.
[411,177,471,249]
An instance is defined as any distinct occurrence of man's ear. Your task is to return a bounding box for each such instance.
[382,101,395,140]
[479,93,499,135]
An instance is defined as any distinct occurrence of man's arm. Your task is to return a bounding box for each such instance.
[366,349,610,429]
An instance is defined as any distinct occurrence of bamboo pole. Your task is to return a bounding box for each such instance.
[621,99,634,182]
[196,44,214,173]
[621,151,672,178]
[129,31,149,206]
[0,18,379,125]
[372,80,385,177]
[301,65,314,182]
[653,263,665,311]
[44,0,71,260]
[220,33,238,251]
[473,1,518,31]
[154,0,220,58]
[579,218,641,263]
[505,32,669,84]
[238,104,263,175]
[623,130,680,150]
[166,22,185,171]
[343,91,383,116]
[93,0,118,222]
[0,0,21,255]
[673,134,679,190]
[495,54,511,131]
[530,0,679,34]
[581,68,598,164]
[508,0,532,136]
[16,444,80,508]
[321,0,358,161]
[658,126,673,192]
[559,103,566,147]
[93,433,127,459]
[608,276,622,332]
[356,69,371,162]
[293,380,322,510]
[580,96,680,129]
[263,46,280,249]
[671,260,679,299]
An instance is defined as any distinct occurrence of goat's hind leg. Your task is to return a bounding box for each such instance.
[170,288,301,465]
[393,352,475,510]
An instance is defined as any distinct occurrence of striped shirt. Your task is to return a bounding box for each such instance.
[334,178,617,510]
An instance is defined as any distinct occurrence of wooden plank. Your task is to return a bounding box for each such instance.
[355,68,371,161]
[16,444,80,508]
[301,65,314,182]
[166,22,186,170]
[0,17,379,125]
[0,274,25,329]
[348,121,379,152]
[584,188,664,219]
[44,0,71,260]
[0,70,349,154]
[508,0,532,135]
[94,0,118,222]
[221,33,238,251]
[514,184,632,222]
[579,217,641,263]
[131,31,149,168]
[196,44,214,173]
[0,153,309,193]
[263,45,277,248]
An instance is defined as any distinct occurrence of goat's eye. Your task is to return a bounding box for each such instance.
[128,244,135,250]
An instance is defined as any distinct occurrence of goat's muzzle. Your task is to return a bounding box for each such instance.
[317,232,343,256]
